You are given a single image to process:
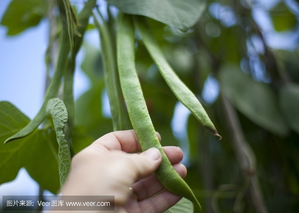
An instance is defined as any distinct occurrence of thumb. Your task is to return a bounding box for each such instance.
[130,147,162,180]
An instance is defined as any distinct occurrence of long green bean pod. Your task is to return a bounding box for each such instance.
[117,13,201,212]
[61,0,77,48]
[93,8,130,131]
[63,0,97,141]
[134,16,221,139]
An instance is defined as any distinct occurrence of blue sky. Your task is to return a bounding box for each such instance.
[0,0,46,119]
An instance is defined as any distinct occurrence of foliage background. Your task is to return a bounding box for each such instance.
[1,0,299,212]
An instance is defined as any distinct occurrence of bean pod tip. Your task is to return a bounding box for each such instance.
[205,126,222,140]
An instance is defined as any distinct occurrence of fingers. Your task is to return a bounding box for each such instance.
[128,148,162,181]
[163,146,183,165]
[132,163,187,201]
[90,130,183,164]
[92,129,141,153]
[91,130,160,153]
[108,148,162,205]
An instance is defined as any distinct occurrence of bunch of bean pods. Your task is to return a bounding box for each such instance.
[94,12,221,212]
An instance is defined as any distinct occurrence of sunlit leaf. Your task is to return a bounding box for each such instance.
[279,84,299,134]
[0,0,46,35]
[219,64,288,136]
[0,101,59,194]
[106,0,206,31]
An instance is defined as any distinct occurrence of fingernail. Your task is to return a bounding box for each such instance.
[142,148,160,160]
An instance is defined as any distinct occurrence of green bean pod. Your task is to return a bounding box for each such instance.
[117,13,201,212]
[93,8,130,131]
[63,0,97,140]
[134,16,221,139]
[61,0,77,48]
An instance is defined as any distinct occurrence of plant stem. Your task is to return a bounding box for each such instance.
[220,93,267,213]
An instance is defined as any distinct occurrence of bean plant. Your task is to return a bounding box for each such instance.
[1,0,218,212]
[1,0,299,212]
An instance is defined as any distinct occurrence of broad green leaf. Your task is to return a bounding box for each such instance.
[219,64,288,136]
[0,101,60,194]
[106,0,206,31]
[0,0,47,35]
[4,107,47,144]
[46,98,71,186]
[270,2,297,32]
[279,84,299,134]
[164,197,193,213]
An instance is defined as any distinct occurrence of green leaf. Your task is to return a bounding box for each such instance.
[106,0,206,31]
[279,84,299,134]
[0,0,47,35]
[75,81,113,139]
[76,44,112,139]
[81,44,103,84]
[71,127,94,154]
[46,98,71,186]
[270,2,297,32]
[219,64,289,136]
[164,197,193,213]
[0,101,60,194]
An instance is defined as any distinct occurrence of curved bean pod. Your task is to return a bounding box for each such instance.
[117,13,201,212]
[134,16,221,139]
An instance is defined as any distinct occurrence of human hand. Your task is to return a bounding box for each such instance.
[61,130,187,213]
